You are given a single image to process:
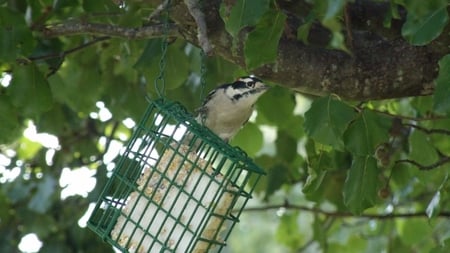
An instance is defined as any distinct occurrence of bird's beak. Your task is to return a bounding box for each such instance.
[260,83,271,91]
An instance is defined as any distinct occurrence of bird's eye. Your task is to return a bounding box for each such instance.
[247,82,255,88]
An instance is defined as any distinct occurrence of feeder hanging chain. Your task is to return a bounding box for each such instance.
[199,49,207,101]
[154,0,171,98]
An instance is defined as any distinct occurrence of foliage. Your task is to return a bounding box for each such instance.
[1,0,450,252]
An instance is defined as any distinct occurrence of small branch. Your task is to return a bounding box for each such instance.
[396,156,450,171]
[147,0,171,22]
[297,217,335,253]
[242,203,450,219]
[344,4,354,50]
[371,108,447,122]
[24,36,109,63]
[184,0,212,54]
[17,36,109,76]
[101,121,121,159]
[404,123,450,135]
[41,22,180,39]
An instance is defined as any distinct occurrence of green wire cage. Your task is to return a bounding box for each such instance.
[87,98,265,253]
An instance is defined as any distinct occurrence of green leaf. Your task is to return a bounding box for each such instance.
[103,76,147,121]
[313,217,327,250]
[0,94,22,143]
[9,64,53,116]
[244,9,286,69]
[275,130,298,163]
[17,137,42,160]
[297,13,315,44]
[231,122,263,157]
[343,155,378,214]
[314,0,349,51]
[219,0,270,38]
[302,141,347,208]
[48,48,103,113]
[265,163,290,199]
[430,241,450,253]
[402,7,449,45]
[257,86,295,128]
[426,190,441,219]
[396,218,432,245]
[304,96,356,150]
[26,214,57,238]
[35,103,69,135]
[297,22,312,44]
[409,130,439,165]
[0,228,16,253]
[283,115,305,139]
[343,109,392,155]
[276,212,304,249]
[28,175,56,213]
[329,31,349,53]
[0,7,34,62]
[322,0,346,22]
[433,54,450,114]
[134,40,189,92]
[251,155,278,195]
[426,172,448,218]
[303,141,331,196]
[429,119,450,152]
[4,177,33,203]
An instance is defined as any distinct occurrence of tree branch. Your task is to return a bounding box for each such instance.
[371,109,448,122]
[17,36,110,77]
[404,123,450,135]
[184,0,212,54]
[242,203,450,219]
[38,0,448,100]
[41,22,180,39]
[396,156,450,171]
[147,0,171,21]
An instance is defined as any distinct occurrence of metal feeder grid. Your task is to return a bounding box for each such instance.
[87,98,265,253]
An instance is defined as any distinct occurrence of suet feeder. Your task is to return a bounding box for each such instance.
[87,98,265,252]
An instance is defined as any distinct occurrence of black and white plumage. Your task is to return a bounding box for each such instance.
[195,76,269,142]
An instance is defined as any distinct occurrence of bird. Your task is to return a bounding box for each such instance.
[193,75,270,143]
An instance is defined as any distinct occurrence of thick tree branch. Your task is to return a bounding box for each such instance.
[40,0,449,100]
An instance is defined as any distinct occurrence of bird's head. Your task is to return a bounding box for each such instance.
[224,75,270,105]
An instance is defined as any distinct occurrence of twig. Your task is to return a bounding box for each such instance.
[242,203,450,218]
[184,0,212,54]
[344,4,354,50]
[41,22,180,39]
[17,36,110,76]
[371,108,447,121]
[297,217,335,253]
[404,123,450,135]
[101,121,121,159]
[23,36,109,63]
[395,156,450,171]
[147,0,171,22]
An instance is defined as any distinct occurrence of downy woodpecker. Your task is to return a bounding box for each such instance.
[195,76,269,142]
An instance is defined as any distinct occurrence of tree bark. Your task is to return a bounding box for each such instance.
[43,0,449,100]
[169,0,445,100]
